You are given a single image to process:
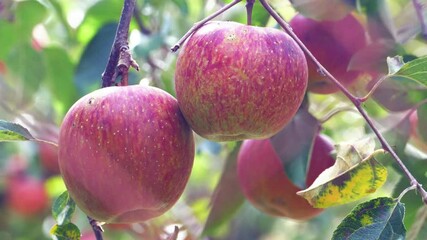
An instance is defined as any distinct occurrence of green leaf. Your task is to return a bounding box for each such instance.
[392,160,427,229]
[0,21,17,59]
[43,47,78,116]
[297,138,388,208]
[0,120,34,141]
[7,43,46,96]
[76,0,122,44]
[50,223,81,240]
[74,23,117,96]
[52,191,76,226]
[15,0,47,39]
[251,2,270,27]
[202,142,245,237]
[269,109,320,188]
[408,205,427,240]
[417,104,427,142]
[391,56,427,87]
[332,197,406,240]
[171,0,188,14]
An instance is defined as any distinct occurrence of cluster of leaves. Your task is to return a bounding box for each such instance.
[0,0,427,239]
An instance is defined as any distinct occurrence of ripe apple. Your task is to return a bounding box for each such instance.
[289,14,367,94]
[237,134,335,220]
[39,142,60,175]
[6,176,49,216]
[175,21,308,141]
[58,85,195,223]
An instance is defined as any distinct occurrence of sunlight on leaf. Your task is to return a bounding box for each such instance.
[387,56,405,75]
[389,56,427,87]
[332,197,405,240]
[0,120,35,141]
[297,138,388,208]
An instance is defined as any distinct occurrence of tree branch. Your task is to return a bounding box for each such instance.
[258,0,427,204]
[101,0,138,87]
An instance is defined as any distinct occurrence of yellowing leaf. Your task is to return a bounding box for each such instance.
[297,138,388,208]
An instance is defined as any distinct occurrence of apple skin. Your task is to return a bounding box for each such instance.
[6,177,49,216]
[175,21,308,141]
[289,14,366,94]
[58,85,195,223]
[237,134,335,220]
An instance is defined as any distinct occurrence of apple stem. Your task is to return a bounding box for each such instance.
[246,0,255,25]
[88,216,104,240]
[101,0,139,88]
[258,0,427,205]
[170,0,242,52]
[412,0,427,39]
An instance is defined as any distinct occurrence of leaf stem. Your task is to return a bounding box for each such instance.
[246,0,255,25]
[101,0,137,87]
[171,0,242,52]
[412,0,427,39]
[258,0,427,205]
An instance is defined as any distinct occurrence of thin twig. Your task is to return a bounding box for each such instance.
[359,75,388,102]
[412,0,427,39]
[398,184,417,202]
[171,0,242,52]
[258,0,427,204]
[318,106,358,124]
[101,0,137,87]
[246,0,255,25]
[87,217,104,240]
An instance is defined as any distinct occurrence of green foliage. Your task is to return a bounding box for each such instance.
[52,191,76,226]
[0,120,34,141]
[0,0,427,239]
[332,197,405,240]
[50,223,81,240]
[270,108,320,188]
[202,143,244,237]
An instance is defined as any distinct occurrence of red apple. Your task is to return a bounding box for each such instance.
[175,21,308,141]
[39,142,60,175]
[289,14,367,94]
[237,134,335,220]
[6,177,49,216]
[58,85,195,223]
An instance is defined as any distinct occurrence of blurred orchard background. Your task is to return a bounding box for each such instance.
[0,0,427,239]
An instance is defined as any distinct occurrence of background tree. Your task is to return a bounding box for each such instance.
[0,0,427,239]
